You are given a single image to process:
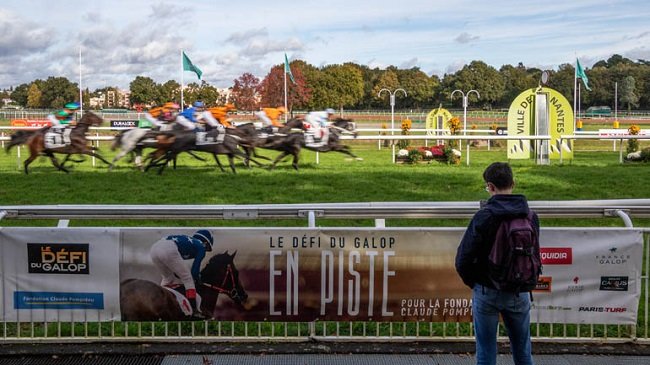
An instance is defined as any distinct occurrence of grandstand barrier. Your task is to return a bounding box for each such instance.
[0,201,648,344]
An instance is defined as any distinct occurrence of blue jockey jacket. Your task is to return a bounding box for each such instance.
[167,234,206,281]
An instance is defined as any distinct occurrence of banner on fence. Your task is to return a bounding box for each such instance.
[0,228,120,322]
[0,228,642,324]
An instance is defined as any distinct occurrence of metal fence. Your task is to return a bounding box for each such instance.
[0,200,648,344]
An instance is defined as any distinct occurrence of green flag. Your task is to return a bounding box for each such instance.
[576,58,591,91]
[284,53,295,84]
[182,51,202,80]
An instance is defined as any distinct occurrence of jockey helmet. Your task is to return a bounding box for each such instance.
[163,102,180,111]
[277,106,287,113]
[193,229,213,251]
[65,102,80,111]
[325,108,335,115]
[193,101,205,108]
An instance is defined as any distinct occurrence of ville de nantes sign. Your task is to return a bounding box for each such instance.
[507,87,574,160]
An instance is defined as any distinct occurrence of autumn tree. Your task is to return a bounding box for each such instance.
[258,61,311,112]
[231,73,260,111]
[27,83,42,108]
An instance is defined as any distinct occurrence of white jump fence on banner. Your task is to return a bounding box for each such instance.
[0,200,649,345]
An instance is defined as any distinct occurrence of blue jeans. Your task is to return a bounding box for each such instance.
[472,284,534,365]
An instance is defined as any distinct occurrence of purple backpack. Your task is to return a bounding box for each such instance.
[488,211,541,293]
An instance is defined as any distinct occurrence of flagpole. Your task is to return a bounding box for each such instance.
[79,46,83,114]
[180,50,184,111]
[573,59,578,132]
[284,63,288,123]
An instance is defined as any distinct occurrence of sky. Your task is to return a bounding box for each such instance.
[1,0,650,91]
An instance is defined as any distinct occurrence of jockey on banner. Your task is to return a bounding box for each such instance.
[149,229,214,319]
[255,106,286,134]
[304,108,335,147]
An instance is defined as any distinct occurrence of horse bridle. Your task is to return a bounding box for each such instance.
[200,264,242,300]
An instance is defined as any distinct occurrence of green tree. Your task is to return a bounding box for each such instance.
[397,67,437,108]
[129,76,160,106]
[500,63,538,107]
[27,83,42,108]
[373,69,401,107]
[620,75,639,111]
[317,64,364,110]
[40,77,78,108]
[448,61,504,109]
[547,64,575,103]
[159,80,181,104]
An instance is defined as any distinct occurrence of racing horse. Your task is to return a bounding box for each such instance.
[143,127,262,174]
[109,124,208,170]
[120,251,248,321]
[263,117,361,170]
[6,112,110,174]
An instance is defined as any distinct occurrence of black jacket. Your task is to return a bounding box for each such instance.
[455,194,540,289]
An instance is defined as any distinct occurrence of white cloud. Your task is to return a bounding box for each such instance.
[1,0,649,90]
[454,32,479,44]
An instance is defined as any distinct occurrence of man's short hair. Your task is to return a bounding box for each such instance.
[483,162,514,190]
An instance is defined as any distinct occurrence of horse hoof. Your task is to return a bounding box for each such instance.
[355,157,364,161]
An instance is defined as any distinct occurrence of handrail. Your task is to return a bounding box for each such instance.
[1,199,649,220]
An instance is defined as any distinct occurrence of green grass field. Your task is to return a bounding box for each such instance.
[0,138,648,227]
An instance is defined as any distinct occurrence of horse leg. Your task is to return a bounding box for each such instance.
[292,151,300,170]
[110,148,131,171]
[269,151,290,170]
[336,146,363,160]
[212,154,226,172]
[23,153,39,174]
[47,153,70,173]
[227,154,237,174]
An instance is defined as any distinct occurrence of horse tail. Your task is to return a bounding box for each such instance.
[5,130,36,153]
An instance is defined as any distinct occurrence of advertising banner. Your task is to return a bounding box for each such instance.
[0,228,120,322]
[507,87,574,160]
[531,229,642,324]
[0,227,642,324]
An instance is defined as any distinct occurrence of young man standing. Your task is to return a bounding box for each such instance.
[455,162,539,365]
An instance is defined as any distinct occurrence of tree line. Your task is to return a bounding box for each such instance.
[3,54,648,111]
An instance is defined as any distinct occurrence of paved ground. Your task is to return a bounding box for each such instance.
[1,342,649,365]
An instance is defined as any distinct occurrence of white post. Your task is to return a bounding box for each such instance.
[79,47,83,114]
[378,88,407,163]
[573,61,578,133]
[451,89,479,164]
[284,62,288,123]
[180,50,184,110]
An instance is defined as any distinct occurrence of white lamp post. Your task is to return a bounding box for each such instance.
[378,88,407,163]
[451,89,480,163]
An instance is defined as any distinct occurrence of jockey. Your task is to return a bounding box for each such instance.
[255,107,286,133]
[208,104,236,128]
[144,102,179,130]
[47,103,79,145]
[304,108,335,146]
[149,229,214,319]
[144,103,194,131]
[192,102,227,143]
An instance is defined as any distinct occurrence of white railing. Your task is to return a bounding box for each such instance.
[0,201,648,344]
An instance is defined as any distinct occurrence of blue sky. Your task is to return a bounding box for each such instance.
[1,0,649,90]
